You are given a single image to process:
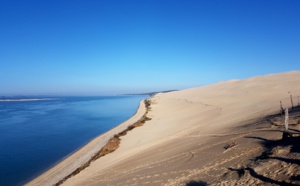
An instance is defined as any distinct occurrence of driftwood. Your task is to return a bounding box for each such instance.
[282,108,300,140]
[282,108,290,140]
[280,101,284,115]
[290,94,294,109]
[284,108,289,131]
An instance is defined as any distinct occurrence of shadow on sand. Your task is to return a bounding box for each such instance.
[186,180,207,186]
[227,126,300,185]
[244,167,298,186]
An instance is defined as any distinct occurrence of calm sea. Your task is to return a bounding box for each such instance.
[0,96,147,186]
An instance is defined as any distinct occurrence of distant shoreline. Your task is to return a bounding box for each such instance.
[122,90,177,97]
[0,98,59,102]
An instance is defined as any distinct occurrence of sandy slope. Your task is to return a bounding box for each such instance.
[28,71,300,186]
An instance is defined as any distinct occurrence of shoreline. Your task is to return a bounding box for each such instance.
[55,99,152,185]
[26,99,149,186]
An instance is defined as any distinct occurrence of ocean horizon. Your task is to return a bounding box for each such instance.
[0,95,147,186]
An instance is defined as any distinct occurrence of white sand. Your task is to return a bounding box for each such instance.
[27,71,300,186]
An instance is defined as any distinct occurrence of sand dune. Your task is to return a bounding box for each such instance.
[27,71,300,186]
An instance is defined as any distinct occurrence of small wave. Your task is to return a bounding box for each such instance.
[0,98,59,102]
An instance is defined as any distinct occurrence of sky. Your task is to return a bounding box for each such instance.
[1,0,300,95]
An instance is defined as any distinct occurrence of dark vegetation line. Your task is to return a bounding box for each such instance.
[123,90,177,97]
[55,99,152,186]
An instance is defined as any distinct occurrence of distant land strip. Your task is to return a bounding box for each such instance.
[0,98,59,102]
[123,90,177,96]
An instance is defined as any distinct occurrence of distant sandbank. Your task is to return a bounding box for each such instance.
[0,98,58,102]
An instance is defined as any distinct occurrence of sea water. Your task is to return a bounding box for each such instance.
[0,96,147,186]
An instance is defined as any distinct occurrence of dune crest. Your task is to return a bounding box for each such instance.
[28,71,300,185]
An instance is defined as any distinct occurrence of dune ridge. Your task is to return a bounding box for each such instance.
[29,71,300,185]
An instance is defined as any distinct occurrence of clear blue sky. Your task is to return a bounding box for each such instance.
[1,0,299,95]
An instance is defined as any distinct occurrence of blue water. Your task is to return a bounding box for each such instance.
[0,96,147,186]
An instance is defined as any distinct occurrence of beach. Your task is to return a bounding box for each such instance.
[27,71,300,185]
